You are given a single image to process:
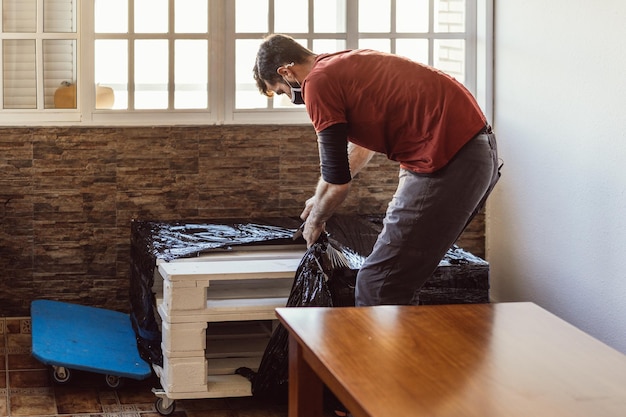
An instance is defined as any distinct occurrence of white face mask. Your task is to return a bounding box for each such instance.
[284,80,304,105]
[281,62,305,105]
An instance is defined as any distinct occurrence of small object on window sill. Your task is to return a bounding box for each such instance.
[53,82,115,109]
[96,84,115,109]
[54,81,76,109]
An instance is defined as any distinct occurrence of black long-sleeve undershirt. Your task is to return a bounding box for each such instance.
[317,123,351,185]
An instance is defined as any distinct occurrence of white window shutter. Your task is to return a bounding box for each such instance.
[2,0,36,32]
[44,0,76,32]
[1,0,76,109]
[3,39,36,108]
[44,39,76,108]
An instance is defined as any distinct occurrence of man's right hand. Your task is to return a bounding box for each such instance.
[300,196,316,221]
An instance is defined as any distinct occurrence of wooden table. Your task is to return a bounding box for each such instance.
[276,302,626,417]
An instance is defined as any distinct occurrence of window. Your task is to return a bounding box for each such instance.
[0,0,77,112]
[93,0,209,111]
[0,0,492,126]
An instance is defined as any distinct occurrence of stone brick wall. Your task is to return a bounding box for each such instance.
[0,125,484,316]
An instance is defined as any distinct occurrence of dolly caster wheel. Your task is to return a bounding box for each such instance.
[105,374,124,389]
[51,366,71,384]
[155,397,176,415]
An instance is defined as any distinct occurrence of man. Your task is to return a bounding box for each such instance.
[254,34,500,306]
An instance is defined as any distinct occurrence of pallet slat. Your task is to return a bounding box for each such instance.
[158,257,302,282]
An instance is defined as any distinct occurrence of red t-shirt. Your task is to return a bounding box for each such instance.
[303,50,487,173]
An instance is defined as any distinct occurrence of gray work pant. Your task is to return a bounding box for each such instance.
[355,131,500,306]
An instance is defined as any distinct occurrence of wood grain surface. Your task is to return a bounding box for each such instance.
[277,302,626,417]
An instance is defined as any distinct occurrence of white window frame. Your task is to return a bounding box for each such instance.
[80,0,222,126]
[0,0,493,126]
[0,0,81,124]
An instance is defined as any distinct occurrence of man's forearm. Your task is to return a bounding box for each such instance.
[308,178,351,227]
[300,178,350,246]
[301,142,372,246]
[348,142,375,177]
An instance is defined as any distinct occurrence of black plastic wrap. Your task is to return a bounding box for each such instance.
[236,235,355,404]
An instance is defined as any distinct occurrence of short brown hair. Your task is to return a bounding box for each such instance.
[253,34,315,97]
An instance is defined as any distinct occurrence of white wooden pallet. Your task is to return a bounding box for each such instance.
[152,245,305,412]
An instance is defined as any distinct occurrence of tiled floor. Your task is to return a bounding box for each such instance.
[0,317,290,417]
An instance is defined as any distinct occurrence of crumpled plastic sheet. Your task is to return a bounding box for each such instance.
[137,221,298,262]
[236,235,357,407]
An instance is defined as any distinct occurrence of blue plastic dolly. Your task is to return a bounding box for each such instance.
[31,299,152,389]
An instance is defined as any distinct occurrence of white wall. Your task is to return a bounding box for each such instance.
[489,0,626,353]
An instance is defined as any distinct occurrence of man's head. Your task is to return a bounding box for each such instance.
[253,34,315,97]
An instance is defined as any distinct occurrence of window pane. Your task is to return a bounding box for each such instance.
[275,0,308,33]
[175,40,207,109]
[95,39,127,109]
[135,40,168,109]
[3,0,36,32]
[396,39,429,65]
[44,39,76,109]
[175,0,207,33]
[44,0,76,33]
[397,0,428,33]
[135,0,168,33]
[435,0,465,33]
[312,39,346,54]
[358,0,390,33]
[235,39,266,109]
[94,0,128,33]
[434,39,465,83]
[3,40,36,109]
[235,0,268,33]
[314,0,346,33]
[358,38,390,53]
